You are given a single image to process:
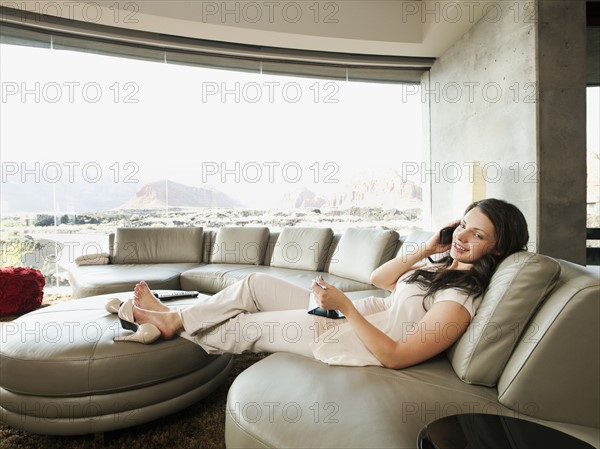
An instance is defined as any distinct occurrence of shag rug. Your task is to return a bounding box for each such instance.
[0,295,268,449]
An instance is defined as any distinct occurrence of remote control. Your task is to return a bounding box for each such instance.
[153,291,200,300]
[313,275,328,289]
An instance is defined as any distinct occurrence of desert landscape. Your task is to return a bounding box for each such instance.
[1,169,425,292]
[0,205,422,298]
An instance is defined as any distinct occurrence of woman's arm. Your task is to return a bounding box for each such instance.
[342,300,471,369]
[369,245,433,291]
[370,222,458,291]
[312,280,471,369]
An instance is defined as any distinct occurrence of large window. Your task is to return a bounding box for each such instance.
[0,37,424,295]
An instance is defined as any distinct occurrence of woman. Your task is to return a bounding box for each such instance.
[117,198,529,369]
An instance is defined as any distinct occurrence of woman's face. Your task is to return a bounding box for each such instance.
[449,207,498,264]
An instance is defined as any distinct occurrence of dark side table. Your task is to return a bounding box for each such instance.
[418,413,596,449]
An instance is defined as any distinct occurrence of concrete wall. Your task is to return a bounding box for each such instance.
[426,0,587,263]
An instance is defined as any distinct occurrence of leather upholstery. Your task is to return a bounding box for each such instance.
[225,257,600,448]
[113,226,203,264]
[69,226,399,298]
[69,262,201,298]
[327,227,399,284]
[211,226,270,265]
[225,352,506,449]
[270,227,334,271]
[0,293,232,435]
[447,252,561,386]
[39,226,600,444]
[181,264,379,295]
[497,260,600,427]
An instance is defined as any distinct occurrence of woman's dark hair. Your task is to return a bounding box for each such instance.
[405,198,529,308]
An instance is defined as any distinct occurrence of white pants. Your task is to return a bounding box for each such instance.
[178,273,389,359]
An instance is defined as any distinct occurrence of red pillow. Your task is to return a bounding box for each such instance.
[0,267,45,317]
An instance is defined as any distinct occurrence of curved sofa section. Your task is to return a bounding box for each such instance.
[0,293,233,435]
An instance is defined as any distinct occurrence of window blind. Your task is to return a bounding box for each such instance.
[0,5,432,83]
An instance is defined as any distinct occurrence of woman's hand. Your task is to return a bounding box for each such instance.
[371,219,461,291]
[311,279,353,315]
[425,220,461,255]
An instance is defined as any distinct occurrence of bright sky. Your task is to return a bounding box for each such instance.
[0,43,424,208]
[1,43,598,210]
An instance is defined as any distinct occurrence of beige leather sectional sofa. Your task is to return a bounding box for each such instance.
[68,225,402,300]
[1,226,598,448]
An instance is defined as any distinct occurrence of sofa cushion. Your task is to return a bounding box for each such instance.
[270,227,333,271]
[185,265,376,294]
[225,352,503,449]
[112,227,203,264]
[447,251,561,387]
[210,226,269,265]
[68,263,202,298]
[328,228,399,284]
[180,263,255,294]
[400,230,435,260]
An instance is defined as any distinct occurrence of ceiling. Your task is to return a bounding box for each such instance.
[0,0,489,57]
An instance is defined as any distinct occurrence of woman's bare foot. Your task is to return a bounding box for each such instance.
[133,281,170,312]
[133,306,182,340]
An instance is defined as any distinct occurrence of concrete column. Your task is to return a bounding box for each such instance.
[536,0,587,264]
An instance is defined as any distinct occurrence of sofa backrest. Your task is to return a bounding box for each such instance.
[270,227,334,271]
[112,227,204,264]
[496,260,600,427]
[209,226,271,265]
[108,226,402,274]
[200,227,400,281]
[447,252,562,386]
[325,228,399,283]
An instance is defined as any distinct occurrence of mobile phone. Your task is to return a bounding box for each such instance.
[439,225,457,245]
[308,306,344,319]
[307,292,344,319]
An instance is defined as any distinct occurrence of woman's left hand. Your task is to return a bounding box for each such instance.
[311,279,352,314]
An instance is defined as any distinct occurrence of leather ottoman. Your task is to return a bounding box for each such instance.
[0,292,232,435]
